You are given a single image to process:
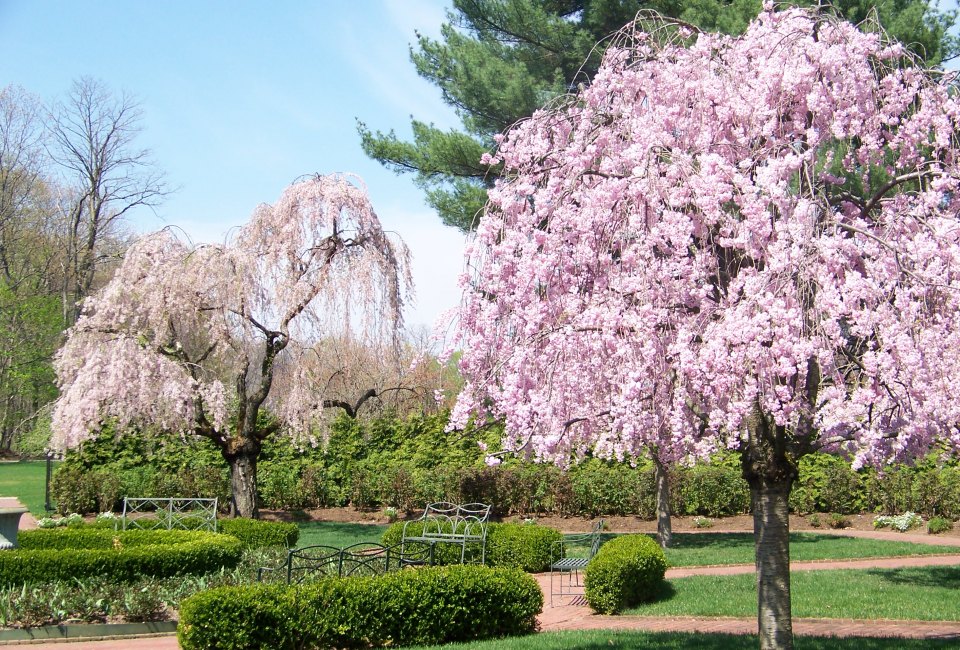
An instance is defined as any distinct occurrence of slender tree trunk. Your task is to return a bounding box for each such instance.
[653,455,672,548]
[753,478,793,650]
[222,436,261,519]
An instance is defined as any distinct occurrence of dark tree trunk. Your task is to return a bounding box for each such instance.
[222,437,261,519]
[752,478,793,650]
[653,455,672,548]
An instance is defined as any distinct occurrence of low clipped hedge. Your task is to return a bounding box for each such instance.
[3,529,242,585]
[177,565,542,650]
[584,534,667,614]
[380,521,562,572]
[219,518,299,548]
[88,516,298,548]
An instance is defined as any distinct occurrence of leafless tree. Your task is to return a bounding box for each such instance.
[47,77,168,324]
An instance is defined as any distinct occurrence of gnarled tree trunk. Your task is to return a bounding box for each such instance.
[222,436,261,519]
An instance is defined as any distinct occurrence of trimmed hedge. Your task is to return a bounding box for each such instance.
[219,518,299,548]
[584,534,667,614]
[380,521,562,572]
[85,516,297,549]
[485,522,562,572]
[177,565,542,650]
[3,529,242,585]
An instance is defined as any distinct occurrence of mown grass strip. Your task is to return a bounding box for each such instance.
[408,629,958,649]
[295,521,388,548]
[0,460,52,515]
[624,565,960,620]
[564,532,959,566]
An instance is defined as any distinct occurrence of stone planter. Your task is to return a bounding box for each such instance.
[0,497,28,550]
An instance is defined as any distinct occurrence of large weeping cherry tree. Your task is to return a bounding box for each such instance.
[51,173,412,519]
[450,8,960,649]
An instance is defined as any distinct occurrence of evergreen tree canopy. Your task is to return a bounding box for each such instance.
[359,0,958,232]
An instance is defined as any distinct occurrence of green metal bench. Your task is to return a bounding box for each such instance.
[400,502,491,566]
[549,519,605,605]
[257,541,430,584]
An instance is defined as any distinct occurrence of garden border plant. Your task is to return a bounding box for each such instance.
[381,520,562,572]
[2,528,243,585]
[177,565,542,650]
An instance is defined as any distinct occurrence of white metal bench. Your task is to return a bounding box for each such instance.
[400,502,491,565]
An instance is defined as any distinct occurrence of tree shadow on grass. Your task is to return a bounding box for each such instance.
[668,532,753,551]
[864,565,960,589]
[516,632,959,650]
[798,638,960,649]
[296,521,387,547]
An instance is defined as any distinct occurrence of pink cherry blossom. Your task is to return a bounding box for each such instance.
[451,9,960,646]
[51,174,411,518]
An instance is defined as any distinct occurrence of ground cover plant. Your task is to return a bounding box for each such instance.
[625,566,960,620]
[0,461,51,514]
[405,631,960,650]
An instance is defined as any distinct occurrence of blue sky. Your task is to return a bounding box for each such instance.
[0,0,466,330]
[3,1,958,330]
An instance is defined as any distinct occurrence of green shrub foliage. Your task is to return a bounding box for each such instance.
[3,529,242,585]
[177,565,541,650]
[927,516,954,534]
[51,412,960,520]
[484,522,562,572]
[380,521,561,572]
[218,518,299,548]
[584,534,667,614]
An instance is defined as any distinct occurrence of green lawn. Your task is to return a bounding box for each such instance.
[296,521,389,548]
[294,523,960,565]
[408,630,959,649]
[624,565,960,620]
[0,461,53,514]
[564,532,959,566]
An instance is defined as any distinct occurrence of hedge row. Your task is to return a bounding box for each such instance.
[3,529,242,585]
[52,414,960,519]
[86,516,299,549]
[380,521,562,572]
[177,565,542,650]
[218,518,299,549]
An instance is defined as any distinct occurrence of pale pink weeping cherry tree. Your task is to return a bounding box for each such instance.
[51,174,412,518]
[450,8,960,649]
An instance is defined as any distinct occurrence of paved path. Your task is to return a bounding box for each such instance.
[7,530,960,647]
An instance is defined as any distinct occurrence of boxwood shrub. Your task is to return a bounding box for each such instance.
[177,565,542,650]
[3,529,242,585]
[484,522,562,572]
[584,534,667,614]
[380,521,561,571]
[85,516,297,548]
[219,518,299,548]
